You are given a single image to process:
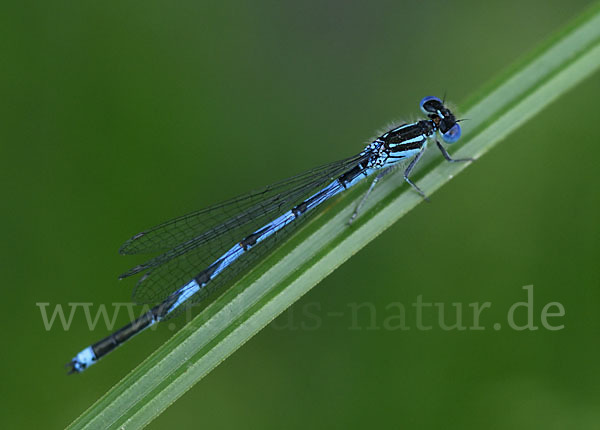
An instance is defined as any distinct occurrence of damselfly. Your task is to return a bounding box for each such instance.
[67,96,472,373]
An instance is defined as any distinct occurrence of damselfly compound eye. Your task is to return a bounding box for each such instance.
[442,123,461,143]
[420,96,443,114]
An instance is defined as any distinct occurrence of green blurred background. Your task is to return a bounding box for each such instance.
[2,1,599,428]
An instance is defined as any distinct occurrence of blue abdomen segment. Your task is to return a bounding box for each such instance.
[69,346,96,373]
[165,173,374,316]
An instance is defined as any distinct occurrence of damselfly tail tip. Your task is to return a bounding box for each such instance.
[66,346,96,374]
[65,360,80,375]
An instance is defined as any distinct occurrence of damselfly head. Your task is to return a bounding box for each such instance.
[419,96,461,144]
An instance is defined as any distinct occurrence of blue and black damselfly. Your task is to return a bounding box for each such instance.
[67,96,472,373]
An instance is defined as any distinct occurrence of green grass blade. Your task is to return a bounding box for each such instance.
[68,4,600,429]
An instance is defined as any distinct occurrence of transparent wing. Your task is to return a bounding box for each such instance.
[119,152,371,307]
[119,153,368,256]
